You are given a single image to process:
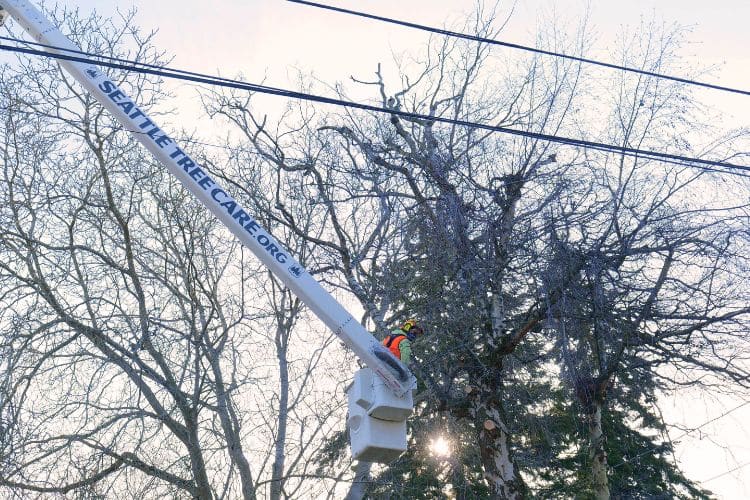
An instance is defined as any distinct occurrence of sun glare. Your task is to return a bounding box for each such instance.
[429,436,451,457]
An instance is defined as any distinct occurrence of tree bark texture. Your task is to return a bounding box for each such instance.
[588,403,610,500]
[471,389,526,499]
[270,333,289,500]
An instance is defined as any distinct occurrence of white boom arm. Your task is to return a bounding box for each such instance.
[0,0,415,397]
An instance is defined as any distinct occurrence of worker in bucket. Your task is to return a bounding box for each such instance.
[382,319,424,364]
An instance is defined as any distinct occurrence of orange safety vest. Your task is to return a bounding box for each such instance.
[382,333,407,360]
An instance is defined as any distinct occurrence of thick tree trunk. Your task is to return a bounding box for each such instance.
[475,297,526,499]
[588,403,610,500]
[185,417,214,500]
[271,330,290,500]
[472,391,526,499]
[208,354,256,500]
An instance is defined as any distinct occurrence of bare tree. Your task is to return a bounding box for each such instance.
[204,6,750,499]
[544,22,750,498]
[203,5,593,497]
[0,8,267,498]
[3,4,749,500]
[211,150,350,499]
[0,7,383,499]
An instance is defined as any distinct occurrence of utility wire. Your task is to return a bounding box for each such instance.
[612,399,750,470]
[1,39,749,177]
[287,0,750,98]
[0,35,287,96]
[3,20,750,487]
[701,460,750,483]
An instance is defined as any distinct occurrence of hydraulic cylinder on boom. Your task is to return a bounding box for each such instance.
[1,0,414,462]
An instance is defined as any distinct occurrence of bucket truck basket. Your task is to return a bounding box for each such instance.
[346,368,412,463]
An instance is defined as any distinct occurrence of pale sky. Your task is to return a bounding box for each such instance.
[66,0,750,129]
[4,0,750,496]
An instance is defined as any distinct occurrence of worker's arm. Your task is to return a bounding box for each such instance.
[399,338,412,364]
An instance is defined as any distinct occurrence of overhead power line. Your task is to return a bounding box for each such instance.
[612,399,750,470]
[287,0,750,98]
[701,460,750,484]
[0,39,749,177]
[0,35,288,98]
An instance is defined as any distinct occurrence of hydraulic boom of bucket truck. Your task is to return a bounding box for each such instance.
[0,0,415,463]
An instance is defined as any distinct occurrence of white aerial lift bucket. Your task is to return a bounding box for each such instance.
[347,368,413,463]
